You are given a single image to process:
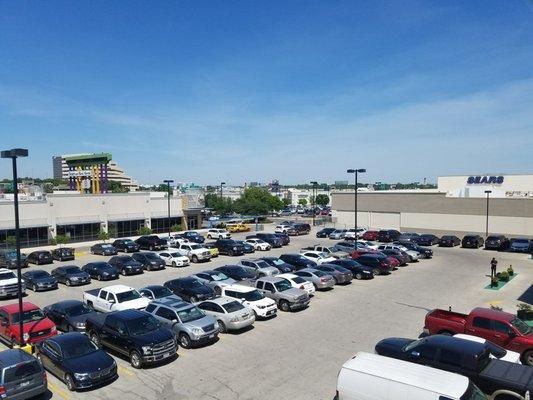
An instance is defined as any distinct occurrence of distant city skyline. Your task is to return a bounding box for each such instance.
[1,1,532,185]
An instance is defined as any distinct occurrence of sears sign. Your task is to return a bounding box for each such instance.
[467,176,504,185]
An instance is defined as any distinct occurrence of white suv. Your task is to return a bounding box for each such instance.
[206,229,231,239]
[274,224,293,234]
[220,284,277,319]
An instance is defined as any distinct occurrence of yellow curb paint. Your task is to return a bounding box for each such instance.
[117,365,135,377]
[48,382,70,400]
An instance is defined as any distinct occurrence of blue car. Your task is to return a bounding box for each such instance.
[22,270,58,292]
[509,238,531,253]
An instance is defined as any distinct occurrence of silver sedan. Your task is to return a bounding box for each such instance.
[191,270,236,295]
[293,268,335,290]
[196,297,255,333]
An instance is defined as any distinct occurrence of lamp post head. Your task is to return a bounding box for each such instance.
[357,169,366,173]
[1,148,29,158]
[163,179,174,184]
[310,181,318,185]
[484,190,492,194]
[347,169,355,174]
[221,182,226,185]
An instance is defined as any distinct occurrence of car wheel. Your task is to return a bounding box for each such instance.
[172,261,177,268]
[179,333,191,349]
[97,274,102,281]
[279,300,290,312]
[521,350,533,366]
[207,234,212,239]
[149,245,155,251]
[228,250,234,256]
[372,268,380,276]
[219,235,223,239]
[65,374,76,391]
[121,269,126,276]
[32,283,37,292]
[90,250,94,255]
[190,296,197,303]
[66,279,71,286]
[192,255,198,263]
[217,320,226,333]
[130,350,142,369]
[90,332,101,348]
[355,272,363,280]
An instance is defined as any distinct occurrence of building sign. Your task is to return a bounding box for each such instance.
[66,170,92,178]
[466,176,504,185]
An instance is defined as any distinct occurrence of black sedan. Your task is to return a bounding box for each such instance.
[329,259,374,280]
[439,235,461,247]
[260,257,295,273]
[163,277,216,303]
[51,247,75,261]
[413,234,440,246]
[81,262,119,281]
[51,266,91,286]
[279,254,317,270]
[90,243,118,256]
[43,300,98,332]
[214,265,256,282]
[485,235,510,251]
[108,256,144,276]
[394,241,433,258]
[139,285,175,300]
[112,239,140,253]
[273,233,290,245]
[131,252,166,271]
[27,250,53,265]
[316,228,335,238]
[36,332,117,391]
[462,235,485,248]
[22,270,58,292]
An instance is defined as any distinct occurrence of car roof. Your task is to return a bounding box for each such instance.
[242,258,264,263]
[225,284,255,293]
[471,307,514,321]
[152,295,193,310]
[49,300,84,309]
[423,335,486,355]
[48,332,89,346]
[109,309,146,320]
[297,268,318,273]
[277,273,297,279]
[141,285,166,290]
[23,269,48,276]
[102,284,135,292]
[1,302,40,313]
[257,276,282,283]
[201,297,236,306]
[0,349,35,367]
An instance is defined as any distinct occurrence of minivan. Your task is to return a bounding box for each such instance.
[0,349,48,399]
[335,352,488,400]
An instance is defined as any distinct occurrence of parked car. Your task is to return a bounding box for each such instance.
[203,242,220,257]
[439,235,461,247]
[108,255,145,276]
[83,285,150,313]
[355,254,394,275]
[375,334,533,398]
[90,243,118,256]
[245,238,272,251]
[51,247,75,262]
[227,224,250,233]
[273,232,291,245]
[81,262,119,281]
[333,241,372,254]
[376,244,419,262]
[293,268,335,290]
[0,302,57,345]
[314,264,353,284]
[378,249,410,266]
[0,349,48,399]
[462,235,485,248]
[131,252,166,271]
[376,230,401,242]
[0,249,28,269]
[135,235,167,251]
[301,245,349,259]
[394,241,433,258]
[174,243,212,263]
[423,307,533,365]
[146,296,218,349]
[36,332,118,391]
[27,250,53,265]
[191,270,236,295]
[163,277,216,303]
[182,231,205,243]
[275,224,297,235]
[413,234,440,246]
[329,229,347,240]
[509,238,532,253]
[454,334,522,364]
[361,230,379,241]
[22,270,58,292]
[219,284,277,319]
[214,239,245,256]
[206,229,231,239]
[239,258,279,277]
[260,257,295,273]
[157,250,190,268]
[112,239,140,253]
[292,223,311,235]
[43,300,97,333]
[248,233,283,248]
[279,253,317,270]
[196,297,255,333]
[139,285,175,300]
[397,232,419,242]
[214,265,256,282]
[253,276,310,312]
[0,268,26,299]
[316,227,336,238]
[484,235,510,251]
[86,309,176,368]
[52,266,91,286]
[276,273,315,295]
[300,250,337,265]
[234,240,255,254]
[329,259,374,280]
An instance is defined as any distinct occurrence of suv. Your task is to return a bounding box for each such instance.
[112,239,140,253]
[484,235,510,251]
[182,231,205,243]
[0,349,47,399]
[248,233,283,248]
[0,249,28,269]
[462,235,485,249]
[214,239,245,256]
[51,247,75,262]
[376,230,401,242]
[275,225,297,236]
[206,229,231,240]
[146,296,219,349]
[0,268,25,298]
[220,284,277,319]
[108,256,144,276]
[239,259,279,277]
[27,251,53,265]
[356,254,394,275]
[292,223,311,235]
[135,235,167,251]
[254,277,310,312]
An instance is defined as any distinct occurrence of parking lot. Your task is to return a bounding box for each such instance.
[1,226,532,400]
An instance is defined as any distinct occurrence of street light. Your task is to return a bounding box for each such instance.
[310,181,318,226]
[220,182,226,199]
[1,148,28,346]
[347,169,366,234]
[163,180,174,237]
[484,190,492,238]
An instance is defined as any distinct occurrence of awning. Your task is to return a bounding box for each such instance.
[150,212,183,219]
[107,213,146,222]
[0,218,49,230]
[55,215,102,225]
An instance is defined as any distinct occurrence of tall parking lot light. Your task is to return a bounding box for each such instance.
[220,182,226,199]
[347,169,366,233]
[484,190,492,238]
[163,180,174,237]
[1,148,28,345]
[310,181,318,226]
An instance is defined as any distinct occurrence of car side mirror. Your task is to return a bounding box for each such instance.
[508,330,516,338]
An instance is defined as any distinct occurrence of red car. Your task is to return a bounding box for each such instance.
[0,302,57,345]
[385,256,400,268]
[351,248,378,258]
[362,230,378,241]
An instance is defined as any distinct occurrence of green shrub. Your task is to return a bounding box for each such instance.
[498,271,509,281]
[490,276,499,287]
[170,224,182,232]
[137,226,152,235]
[55,234,69,247]
[98,230,110,242]
[507,265,514,275]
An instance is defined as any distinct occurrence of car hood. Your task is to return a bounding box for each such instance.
[62,350,115,374]
[259,266,279,274]
[184,315,216,330]
[34,277,57,284]
[133,327,174,346]
[375,338,413,358]
[250,297,276,307]
[282,287,308,299]
[217,278,236,286]
[69,272,90,279]
[69,312,98,325]
[100,267,118,274]
[120,297,150,309]
[12,318,55,337]
[511,242,529,248]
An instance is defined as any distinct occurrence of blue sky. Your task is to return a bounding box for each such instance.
[1,1,532,185]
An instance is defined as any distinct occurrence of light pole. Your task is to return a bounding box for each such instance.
[163,180,174,237]
[220,182,225,199]
[1,148,28,346]
[347,169,366,233]
[310,181,318,226]
[484,190,492,238]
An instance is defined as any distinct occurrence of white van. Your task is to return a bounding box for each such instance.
[335,352,487,400]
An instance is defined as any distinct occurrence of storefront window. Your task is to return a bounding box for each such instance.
[0,227,49,248]
[108,220,144,238]
[56,223,100,243]
[150,217,182,234]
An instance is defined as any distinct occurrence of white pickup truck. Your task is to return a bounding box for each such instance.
[83,284,150,312]
[174,243,212,263]
[300,245,349,259]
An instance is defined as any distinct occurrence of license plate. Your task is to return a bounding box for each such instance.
[19,381,30,388]
[209,334,214,339]
[267,310,275,315]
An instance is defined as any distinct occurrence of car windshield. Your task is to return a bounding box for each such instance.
[484,341,507,359]
[241,290,264,301]
[62,339,99,359]
[190,244,202,250]
[177,306,204,323]
[274,280,293,292]
[222,301,245,313]
[4,251,17,259]
[170,253,181,257]
[151,286,173,298]
[65,267,81,274]
[126,315,160,335]
[116,290,142,303]
[3,361,41,383]
[292,276,306,284]
[101,244,113,249]
[313,270,328,277]
[510,318,531,335]
[123,240,134,244]
[0,272,16,280]
[210,272,229,281]
[513,239,529,244]
[145,253,159,260]
[12,309,45,323]
[270,259,284,266]
[256,261,271,269]
[65,303,93,317]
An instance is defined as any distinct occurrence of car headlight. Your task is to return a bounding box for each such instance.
[75,322,86,329]
[213,321,219,330]
[74,372,89,380]
[192,327,203,335]
[150,261,156,265]
[23,333,30,341]
[141,346,153,355]
[233,247,237,250]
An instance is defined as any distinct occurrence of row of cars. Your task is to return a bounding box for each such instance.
[335,306,533,400]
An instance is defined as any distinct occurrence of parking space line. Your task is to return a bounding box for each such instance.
[48,381,70,400]
[117,365,135,377]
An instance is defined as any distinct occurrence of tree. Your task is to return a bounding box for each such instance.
[315,194,330,207]
[282,198,291,207]
[233,187,284,215]
[204,193,235,215]
[54,234,69,247]
[137,226,152,235]
[98,230,110,242]
[108,181,128,193]
[298,198,308,206]
[5,235,16,247]
[170,224,182,232]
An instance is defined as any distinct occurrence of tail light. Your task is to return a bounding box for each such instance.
[0,386,5,396]
[299,285,305,289]
[320,278,327,283]
[43,371,47,382]
[380,262,387,267]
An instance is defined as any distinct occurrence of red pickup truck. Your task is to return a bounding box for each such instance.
[0,302,57,345]
[424,307,533,365]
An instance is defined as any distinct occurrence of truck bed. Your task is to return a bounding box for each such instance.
[425,309,468,334]
[480,359,533,396]
[428,309,468,324]
[84,288,101,297]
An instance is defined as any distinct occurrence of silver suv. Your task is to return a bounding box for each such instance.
[146,296,219,349]
[0,349,47,399]
[238,259,279,278]
[254,276,310,312]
